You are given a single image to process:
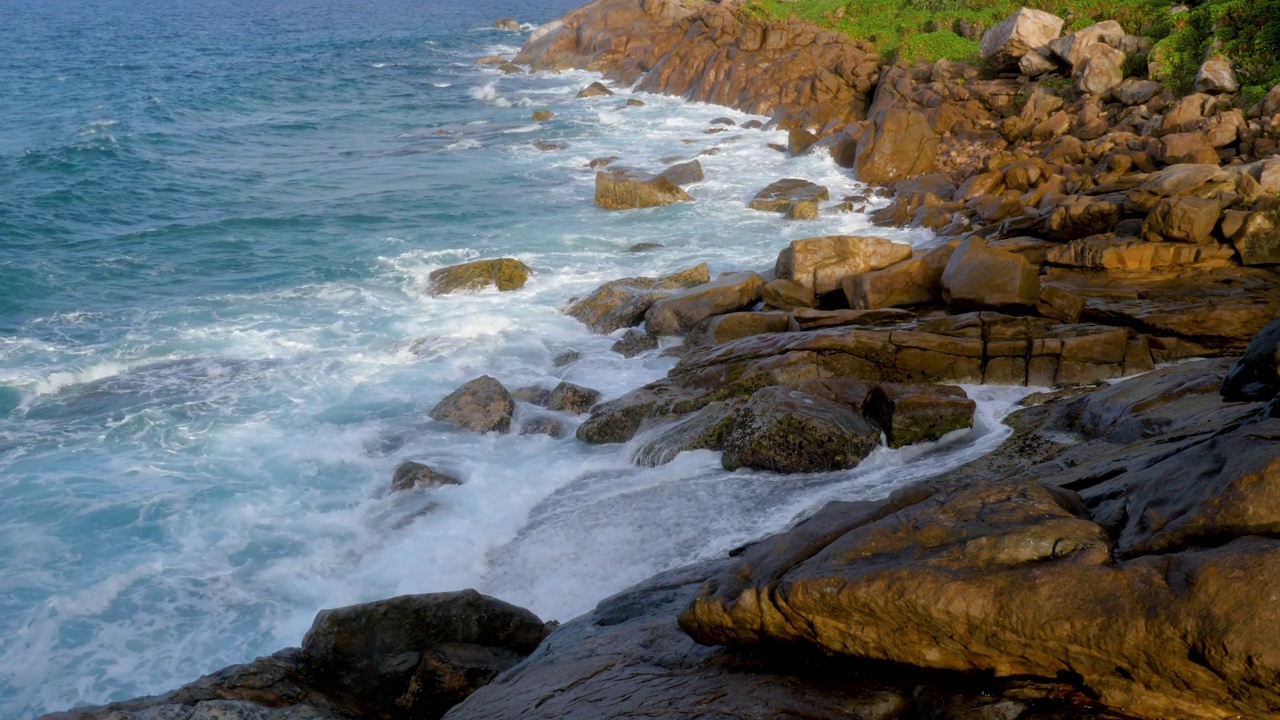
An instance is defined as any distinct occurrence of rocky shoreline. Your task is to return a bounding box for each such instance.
[45,1,1280,719]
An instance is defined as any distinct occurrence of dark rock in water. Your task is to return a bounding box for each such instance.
[630,399,742,466]
[544,381,601,414]
[428,258,531,296]
[494,17,521,31]
[533,139,567,151]
[710,116,736,126]
[587,156,618,169]
[300,590,545,720]
[611,328,658,357]
[625,98,645,107]
[720,386,880,473]
[576,81,614,98]
[392,461,462,492]
[565,263,709,334]
[429,376,515,434]
[512,385,552,405]
[519,416,565,438]
[498,63,522,74]
[657,159,703,187]
[1221,317,1280,401]
[551,349,580,367]
[864,383,976,448]
[624,242,662,253]
[43,592,548,720]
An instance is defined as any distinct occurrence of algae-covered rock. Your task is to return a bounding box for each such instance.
[720,386,880,473]
[428,258,531,296]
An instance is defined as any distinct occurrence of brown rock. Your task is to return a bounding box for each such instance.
[1046,236,1227,269]
[1141,197,1221,243]
[1161,131,1218,165]
[392,461,462,492]
[429,376,516,434]
[790,308,917,331]
[864,383,976,448]
[494,17,521,31]
[428,258,531,296]
[658,159,703,186]
[855,109,938,186]
[544,381,601,414]
[720,386,880,473]
[784,199,820,220]
[1193,57,1239,94]
[1046,196,1123,240]
[519,416,566,438]
[611,327,659,357]
[645,271,766,336]
[1037,283,1086,323]
[1073,44,1125,96]
[594,168,692,209]
[748,178,829,213]
[576,81,614,98]
[1232,209,1280,266]
[532,110,554,121]
[775,235,914,295]
[565,263,710,334]
[843,241,959,309]
[1048,20,1125,68]
[787,128,819,157]
[761,278,816,311]
[687,311,789,346]
[941,237,1040,309]
[979,8,1065,71]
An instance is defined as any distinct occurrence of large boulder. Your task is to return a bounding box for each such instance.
[645,271,766,336]
[1048,20,1124,68]
[1232,209,1280,266]
[302,590,546,720]
[595,168,692,209]
[720,386,880,473]
[864,383,976,448]
[1141,197,1221,244]
[1072,43,1125,96]
[1221,317,1280,401]
[1193,57,1239,94]
[565,263,710,334]
[843,241,958,309]
[429,376,516,434]
[428,258,531,296]
[941,237,1040,310]
[854,109,938,186]
[775,236,913,295]
[747,178,829,214]
[979,8,1065,71]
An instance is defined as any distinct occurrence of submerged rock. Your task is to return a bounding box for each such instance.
[392,461,462,492]
[543,381,601,414]
[611,328,658,357]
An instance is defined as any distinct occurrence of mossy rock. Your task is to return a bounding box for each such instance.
[428,258,531,296]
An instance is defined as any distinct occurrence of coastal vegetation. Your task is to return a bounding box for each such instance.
[742,0,1280,103]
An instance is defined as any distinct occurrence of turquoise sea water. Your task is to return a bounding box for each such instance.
[0,0,1031,715]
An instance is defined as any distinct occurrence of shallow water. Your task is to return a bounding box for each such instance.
[0,0,1030,715]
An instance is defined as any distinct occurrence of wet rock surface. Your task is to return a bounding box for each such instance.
[429,376,516,434]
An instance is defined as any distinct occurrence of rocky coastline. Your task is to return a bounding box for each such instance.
[45,1,1280,719]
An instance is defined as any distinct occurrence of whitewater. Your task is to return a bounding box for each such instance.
[0,0,1031,715]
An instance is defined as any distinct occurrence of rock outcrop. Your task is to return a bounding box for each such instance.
[428,259,531,296]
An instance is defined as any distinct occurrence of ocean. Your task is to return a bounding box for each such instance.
[0,0,1029,715]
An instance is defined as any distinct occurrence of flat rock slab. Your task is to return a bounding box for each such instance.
[776,235,913,295]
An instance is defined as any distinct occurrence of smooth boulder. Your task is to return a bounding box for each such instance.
[429,376,516,434]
